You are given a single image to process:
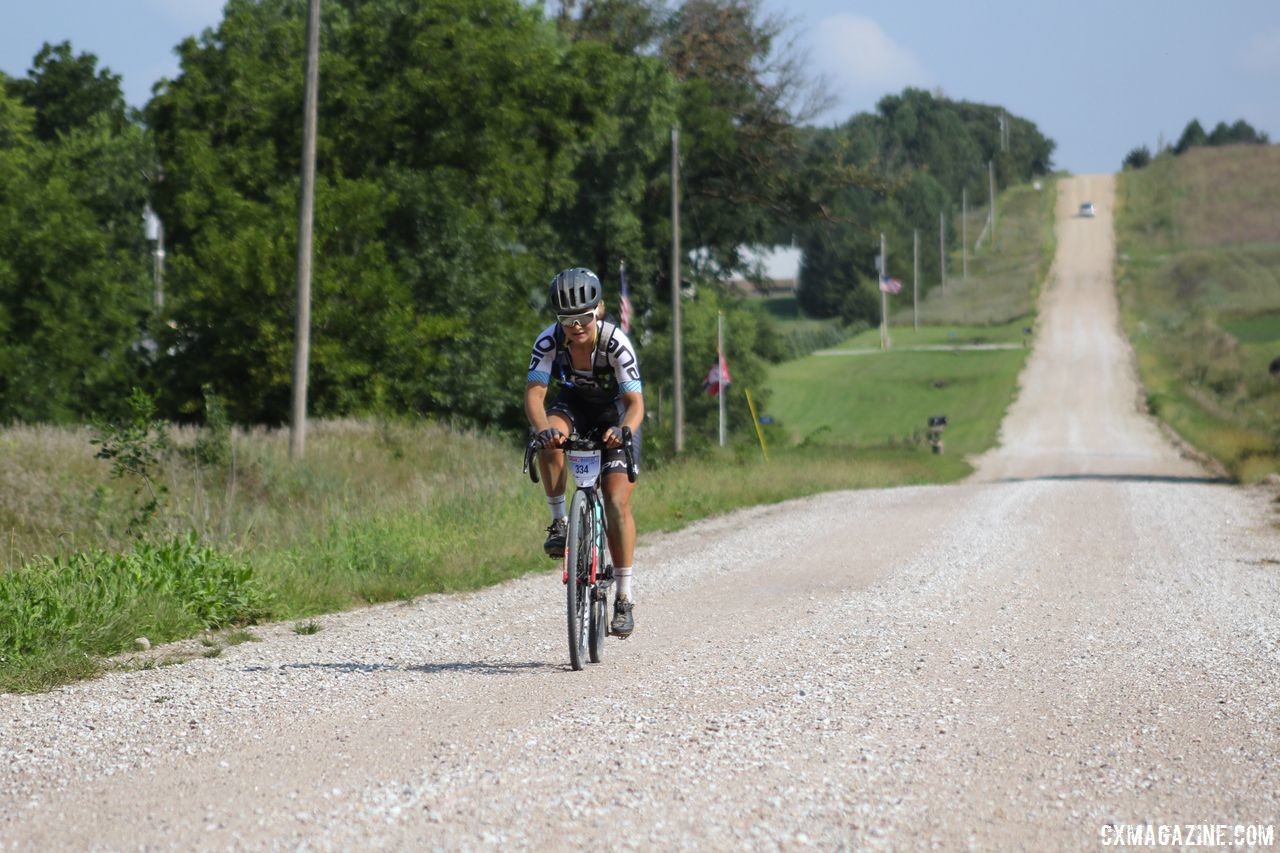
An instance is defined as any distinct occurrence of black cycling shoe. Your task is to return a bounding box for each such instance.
[610,595,634,638]
[543,517,567,558]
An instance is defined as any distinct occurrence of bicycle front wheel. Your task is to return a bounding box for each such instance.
[565,491,591,671]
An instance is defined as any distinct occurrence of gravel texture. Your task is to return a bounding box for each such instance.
[2,175,1278,849]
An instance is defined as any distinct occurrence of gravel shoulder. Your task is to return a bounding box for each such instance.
[3,176,1279,850]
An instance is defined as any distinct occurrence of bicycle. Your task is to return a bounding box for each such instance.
[524,426,636,671]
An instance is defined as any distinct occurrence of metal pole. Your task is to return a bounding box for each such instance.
[989,159,996,248]
[671,125,684,453]
[879,232,889,350]
[717,312,726,447]
[912,228,919,332]
[939,211,946,292]
[154,218,165,309]
[962,187,968,280]
[290,0,320,461]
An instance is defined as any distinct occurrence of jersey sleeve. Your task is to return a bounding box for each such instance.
[526,324,558,386]
[605,326,642,394]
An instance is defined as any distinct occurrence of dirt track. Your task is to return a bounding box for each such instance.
[2,175,1278,849]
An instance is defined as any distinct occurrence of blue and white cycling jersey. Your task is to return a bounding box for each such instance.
[526,320,642,405]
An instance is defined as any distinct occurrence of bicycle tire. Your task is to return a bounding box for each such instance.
[588,498,609,662]
[565,491,591,671]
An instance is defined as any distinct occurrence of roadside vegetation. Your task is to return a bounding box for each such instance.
[1115,145,1280,481]
[1,416,961,693]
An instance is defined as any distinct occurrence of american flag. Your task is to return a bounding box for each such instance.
[619,261,633,333]
[879,274,903,295]
[704,351,731,397]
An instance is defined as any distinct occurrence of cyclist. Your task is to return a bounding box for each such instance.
[525,267,644,637]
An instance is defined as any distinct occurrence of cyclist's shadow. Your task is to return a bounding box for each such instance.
[244,660,558,676]
[408,660,559,675]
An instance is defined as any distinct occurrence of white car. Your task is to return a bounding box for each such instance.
[1080,201,1096,218]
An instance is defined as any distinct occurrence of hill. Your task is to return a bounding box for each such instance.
[1116,144,1280,481]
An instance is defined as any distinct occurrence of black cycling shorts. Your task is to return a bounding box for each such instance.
[547,392,641,476]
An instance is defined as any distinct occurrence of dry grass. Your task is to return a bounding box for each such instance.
[1175,145,1280,246]
[0,419,519,572]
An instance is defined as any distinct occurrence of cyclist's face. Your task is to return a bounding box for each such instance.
[562,313,596,342]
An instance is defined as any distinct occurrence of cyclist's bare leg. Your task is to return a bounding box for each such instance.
[536,412,572,500]
[602,472,636,569]
[603,471,637,634]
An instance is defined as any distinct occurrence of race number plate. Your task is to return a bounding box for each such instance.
[566,449,602,488]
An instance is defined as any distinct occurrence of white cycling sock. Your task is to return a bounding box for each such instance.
[614,566,633,600]
[547,495,566,524]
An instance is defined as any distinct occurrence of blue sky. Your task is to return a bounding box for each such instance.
[2,0,1277,175]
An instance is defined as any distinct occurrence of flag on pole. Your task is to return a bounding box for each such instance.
[703,351,731,396]
[879,274,903,294]
[618,261,633,333]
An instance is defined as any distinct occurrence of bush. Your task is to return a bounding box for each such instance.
[1123,146,1152,170]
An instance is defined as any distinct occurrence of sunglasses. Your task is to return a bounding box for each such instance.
[557,311,596,328]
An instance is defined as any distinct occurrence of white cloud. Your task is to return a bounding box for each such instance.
[1240,29,1280,75]
[811,15,930,100]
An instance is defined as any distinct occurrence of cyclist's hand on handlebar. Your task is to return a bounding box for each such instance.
[536,427,565,449]
[602,427,623,449]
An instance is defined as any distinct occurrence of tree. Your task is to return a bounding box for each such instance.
[6,41,128,141]
[0,50,152,424]
[1173,119,1207,155]
[1123,145,1152,170]
[794,90,1053,319]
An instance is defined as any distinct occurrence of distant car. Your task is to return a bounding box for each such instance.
[1080,201,1096,218]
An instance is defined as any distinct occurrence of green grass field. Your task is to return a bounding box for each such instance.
[1116,145,1280,481]
[766,322,1029,454]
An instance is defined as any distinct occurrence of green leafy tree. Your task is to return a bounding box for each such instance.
[0,52,152,423]
[1174,119,1207,154]
[146,0,625,425]
[6,41,128,141]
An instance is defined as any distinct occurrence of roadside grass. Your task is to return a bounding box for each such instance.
[0,420,964,692]
[1116,146,1280,481]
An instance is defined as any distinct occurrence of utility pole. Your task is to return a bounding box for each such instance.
[962,187,968,280]
[717,312,726,447]
[290,0,320,461]
[912,228,919,332]
[939,211,946,292]
[988,159,997,248]
[879,232,889,350]
[671,125,684,454]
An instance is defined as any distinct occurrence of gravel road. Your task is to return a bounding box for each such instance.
[3,175,1278,850]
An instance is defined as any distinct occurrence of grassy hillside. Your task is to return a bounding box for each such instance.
[1115,145,1280,481]
[765,178,1056,457]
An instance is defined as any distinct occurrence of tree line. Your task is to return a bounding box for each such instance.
[1123,117,1270,170]
[0,0,1054,439]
